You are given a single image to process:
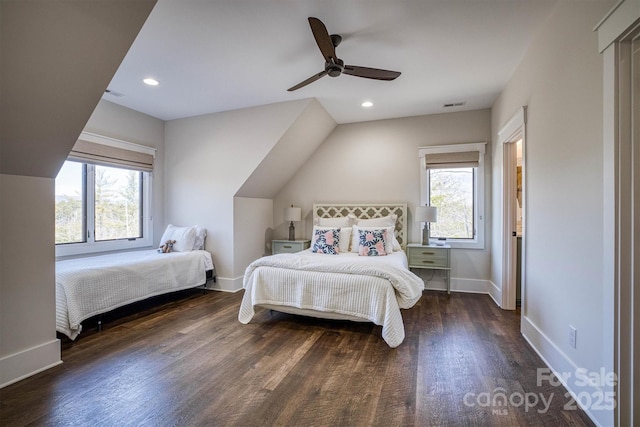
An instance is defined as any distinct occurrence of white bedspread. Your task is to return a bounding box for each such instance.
[56,249,213,339]
[239,250,423,348]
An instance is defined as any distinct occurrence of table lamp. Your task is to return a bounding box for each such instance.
[285,205,301,241]
[415,206,438,245]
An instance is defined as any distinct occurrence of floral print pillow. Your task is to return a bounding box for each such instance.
[312,228,341,255]
[358,229,388,256]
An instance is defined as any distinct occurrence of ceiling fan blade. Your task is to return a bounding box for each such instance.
[308,17,337,62]
[287,70,329,91]
[343,65,401,81]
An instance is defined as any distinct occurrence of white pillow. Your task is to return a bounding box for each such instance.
[315,214,356,228]
[193,226,207,250]
[337,227,352,253]
[356,214,397,227]
[351,225,395,254]
[159,224,197,252]
[392,237,402,251]
[311,226,351,253]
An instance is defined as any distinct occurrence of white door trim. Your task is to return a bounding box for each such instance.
[498,106,526,311]
[597,1,640,423]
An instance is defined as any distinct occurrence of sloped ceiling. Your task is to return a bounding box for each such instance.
[0,0,157,178]
[236,99,337,199]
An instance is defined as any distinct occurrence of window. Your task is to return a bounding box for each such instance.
[55,133,155,257]
[419,142,486,249]
[94,164,142,241]
[55,161,85,244]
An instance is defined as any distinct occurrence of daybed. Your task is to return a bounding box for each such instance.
[56,225,214,340]
[239,203,424,348]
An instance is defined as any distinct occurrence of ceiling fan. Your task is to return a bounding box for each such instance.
[287,17,401,92]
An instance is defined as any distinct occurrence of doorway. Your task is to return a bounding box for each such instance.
[499,107,526,311]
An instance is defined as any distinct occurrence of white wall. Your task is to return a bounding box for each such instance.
[274,109,492,292]
[490,2,615,425]
[84,100,166,245]
[164,99,319,291]
[0,174,61,387]
[234,197,274,265]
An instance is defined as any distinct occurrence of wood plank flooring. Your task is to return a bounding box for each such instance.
[0,290,595,426]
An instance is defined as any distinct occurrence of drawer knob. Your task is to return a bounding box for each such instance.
[283,245,292,249]
[422,251,435,255]
[422,260,434,264]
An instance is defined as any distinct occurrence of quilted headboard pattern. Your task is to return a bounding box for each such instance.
[313,203,408,249]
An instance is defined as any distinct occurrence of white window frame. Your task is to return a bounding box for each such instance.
[419,142,486,249]
[55,134,155,258]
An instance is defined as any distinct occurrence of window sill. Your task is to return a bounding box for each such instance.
[55,238,153,258]
[432,239,484,250]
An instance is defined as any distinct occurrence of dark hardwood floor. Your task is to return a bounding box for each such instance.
[0,290,594,426]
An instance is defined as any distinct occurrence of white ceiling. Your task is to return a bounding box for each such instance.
[104,0,558,124]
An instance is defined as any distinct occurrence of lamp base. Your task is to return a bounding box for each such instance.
[289,222,295,241]
[421,226,430,246]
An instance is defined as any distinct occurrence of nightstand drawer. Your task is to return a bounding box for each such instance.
[407,247,449,268]
[272,240,310,255]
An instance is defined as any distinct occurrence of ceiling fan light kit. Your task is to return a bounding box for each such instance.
[287,17,401,92]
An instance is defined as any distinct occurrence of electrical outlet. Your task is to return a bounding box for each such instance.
[568,325,577,349]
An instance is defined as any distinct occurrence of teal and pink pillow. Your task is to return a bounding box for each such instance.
[358,229,388,256]
[312,228,341,255]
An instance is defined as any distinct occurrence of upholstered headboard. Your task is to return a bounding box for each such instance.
[312,203,408,249]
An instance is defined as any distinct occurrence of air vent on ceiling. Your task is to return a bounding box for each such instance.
[443,101,466,108]
[104,89,124,97]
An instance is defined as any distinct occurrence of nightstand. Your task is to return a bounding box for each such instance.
[272,239,311,255]
[406,243,451,294]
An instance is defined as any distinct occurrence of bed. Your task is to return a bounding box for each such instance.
[56,226,214,340]
[239,203,424,348]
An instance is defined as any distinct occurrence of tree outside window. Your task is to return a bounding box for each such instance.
[429,167,475,240]
[55,161,144,246]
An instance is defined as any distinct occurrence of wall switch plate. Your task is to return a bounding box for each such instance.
[568,325,577,349]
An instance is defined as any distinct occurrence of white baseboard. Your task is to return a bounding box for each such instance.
[451,277,491,293]
[206,275,243,292]
[423,277,492,294]
[0,339,61,389]
[488,280,502,307]
[520,316,614,427]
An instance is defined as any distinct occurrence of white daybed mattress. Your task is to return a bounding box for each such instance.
[239,249,424,348]
[56,249,214,340]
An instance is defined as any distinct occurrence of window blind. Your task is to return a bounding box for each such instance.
[68,139,154,172]
[424,150,479,169]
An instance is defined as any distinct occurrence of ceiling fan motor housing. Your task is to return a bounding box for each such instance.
[326,58,344,77]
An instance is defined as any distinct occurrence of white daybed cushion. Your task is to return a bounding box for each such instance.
[56,249,213,340]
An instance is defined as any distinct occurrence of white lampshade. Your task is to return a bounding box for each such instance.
[415,206,437,223]
[284,206,301,222]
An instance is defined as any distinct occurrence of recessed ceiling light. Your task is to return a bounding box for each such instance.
[143,78,159,86]
[361,101,374,108]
